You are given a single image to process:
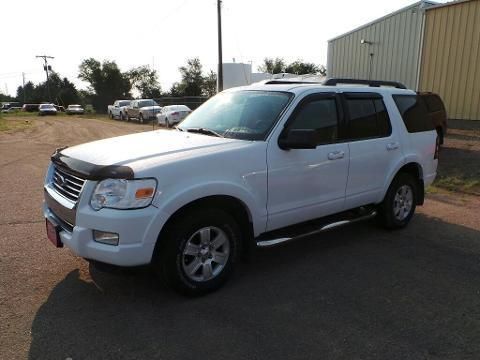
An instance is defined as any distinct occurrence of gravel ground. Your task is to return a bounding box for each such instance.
[1,115,479,360]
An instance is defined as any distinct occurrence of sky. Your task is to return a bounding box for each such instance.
[0,0,448,97]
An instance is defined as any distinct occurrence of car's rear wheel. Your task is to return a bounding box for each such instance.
[377,173,417,229]
[155,209,241,296]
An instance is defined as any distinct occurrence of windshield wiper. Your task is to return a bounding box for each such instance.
[184,127,224,138]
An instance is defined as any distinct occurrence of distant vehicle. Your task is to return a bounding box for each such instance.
[54,105,65,112]
[66,104,85,115]
[1,102,21,111]
[418,92,447,144]
[22,104,39,112]
[108,100,131,120]
[126,99,161,123]
[1,107,22,113]
[38,103,57,116]
[156,105,192,127]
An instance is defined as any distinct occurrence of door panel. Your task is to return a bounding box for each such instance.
[266,93,349,231]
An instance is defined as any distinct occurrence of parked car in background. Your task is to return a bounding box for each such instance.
[108,100,131,120]
[38,103,57,116]
[1,102,21,111]
[66,104,85,115]
[1,107,22,113]
[54,105,65,112]
[22,104,39,112]
[156,105,192,127]
[418,92,447,144]
[126,99,161,123]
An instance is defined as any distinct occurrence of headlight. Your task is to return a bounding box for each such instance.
[90,178,157,210]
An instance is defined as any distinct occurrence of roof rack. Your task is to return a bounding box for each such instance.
[322,78,407,89]
[263,80,322,85]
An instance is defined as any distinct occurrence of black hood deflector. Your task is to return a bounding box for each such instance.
[51,148,134,180]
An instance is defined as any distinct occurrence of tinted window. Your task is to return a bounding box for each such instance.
[393,95,434,133]
[346,98,392,140]
[422,94,444,113]
[289,98,338,144]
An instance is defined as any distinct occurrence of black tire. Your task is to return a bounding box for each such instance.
[377,173,417,229]
[154,208,241,296]
[120,112,125,121]
[109,111,113,119]
[165,118,170,128]
[139,113,144,123]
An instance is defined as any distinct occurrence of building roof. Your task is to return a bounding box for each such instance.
[328,0,437,42]
[425,0,475,10]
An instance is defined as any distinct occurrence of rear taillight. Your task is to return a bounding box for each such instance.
[434,136,440,159]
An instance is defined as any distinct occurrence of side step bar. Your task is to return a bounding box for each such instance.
[256,211,377,248]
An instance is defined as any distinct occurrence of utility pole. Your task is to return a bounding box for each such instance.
[22,72,26,103]
[36,55,54,102]
[217,0,223,92]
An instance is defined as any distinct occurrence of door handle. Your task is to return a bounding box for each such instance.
[328,150,345,160]
[386,142,400,151]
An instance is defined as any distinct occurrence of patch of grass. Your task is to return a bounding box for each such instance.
[432,176,480,195]
[0,116,33,132]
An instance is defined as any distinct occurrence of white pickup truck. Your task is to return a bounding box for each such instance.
[43,79,438,296]
[107,100,131,120]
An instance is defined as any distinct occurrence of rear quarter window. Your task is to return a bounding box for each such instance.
[393,95,434,133]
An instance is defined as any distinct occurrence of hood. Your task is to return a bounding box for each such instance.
[61,130,247,169]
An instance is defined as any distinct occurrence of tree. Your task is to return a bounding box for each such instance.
[127,65,162,98]
[15,73,80,105]
[178,58,204,96]
[258,57,286,74]
[285,60,321,75]
[202,70,217,97]
[258,58,327,76]
[0,92,16,102]
[78,58,131,112]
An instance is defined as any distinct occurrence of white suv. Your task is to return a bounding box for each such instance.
[43,79,438,295]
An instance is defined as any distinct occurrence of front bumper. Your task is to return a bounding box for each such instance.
[43,179,164,266]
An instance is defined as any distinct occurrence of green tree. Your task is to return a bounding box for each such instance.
[127,65,162,98]
[178,58,204,96]
[0,92,16,102]
[78,58,131,112]
[258,57,286,74]
[202,70,217,97]
[15,74,80,105]
[285,60,322,75]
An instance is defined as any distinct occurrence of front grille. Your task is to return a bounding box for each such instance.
[52,166,86,202]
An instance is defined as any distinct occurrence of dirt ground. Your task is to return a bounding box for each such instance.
[1,115,479,360]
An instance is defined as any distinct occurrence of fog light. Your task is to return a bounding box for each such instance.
[93,230,119,246]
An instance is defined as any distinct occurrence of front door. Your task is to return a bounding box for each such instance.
[266,93,349,231]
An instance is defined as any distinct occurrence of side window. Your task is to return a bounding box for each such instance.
[393,95,434,133]
[289,98,338,145]
[423,94,444,113]
[345,97,392,140]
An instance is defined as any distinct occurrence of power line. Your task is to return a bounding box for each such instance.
[36,55,54,102]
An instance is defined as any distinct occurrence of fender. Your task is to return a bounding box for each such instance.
[380,154,424,203]
[143,180,267,247]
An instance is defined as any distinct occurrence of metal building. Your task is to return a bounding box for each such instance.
[328,0,480,120]
[327,1,435,89]
[419,0,480,120]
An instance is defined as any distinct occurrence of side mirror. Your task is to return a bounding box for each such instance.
[278,128,318,150]
[114,105,119,108]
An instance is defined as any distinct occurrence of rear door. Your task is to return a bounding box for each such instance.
[342,92,404,209]
[266,93,350,230]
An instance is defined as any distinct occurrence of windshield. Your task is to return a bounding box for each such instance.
[138,100,158,108]
[40,104,55,109]
[119,100,130,107]
[69,105,81,109]
[178,91,292,140]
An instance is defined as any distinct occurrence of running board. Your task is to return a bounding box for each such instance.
[256,211,377,248]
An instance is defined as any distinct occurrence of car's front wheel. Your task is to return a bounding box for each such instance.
[139,113,144,123]
[155,209,241,296]
[165,118,170,128]
[377,173,417,229]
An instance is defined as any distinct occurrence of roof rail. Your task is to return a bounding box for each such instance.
[263,80,322,85]
[322,78,407,89]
